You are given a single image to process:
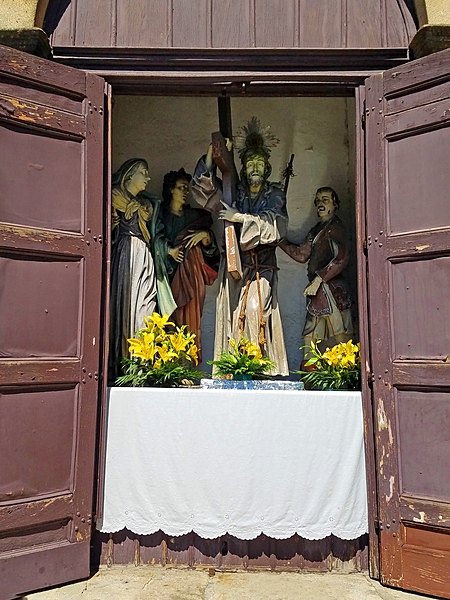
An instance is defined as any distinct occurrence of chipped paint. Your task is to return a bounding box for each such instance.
[385,475,395,503]
[388,422,393,445]
[76,531,84,542]
[43,498,57,508]
[0,224,72,244]
[29,163,44,171]
[377,398,388,431]
[0,93,84,136]
[379,446,386,474]
[415,244,430,251]
[9,60,27,70]
[413,511,427,523]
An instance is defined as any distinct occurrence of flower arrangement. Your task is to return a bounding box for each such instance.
[116,313,203,388]
[298,339,361,390]
[208,337,275,379]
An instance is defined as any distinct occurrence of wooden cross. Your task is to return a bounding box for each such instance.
[211,131,242,280]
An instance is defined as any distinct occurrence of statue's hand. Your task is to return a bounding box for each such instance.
[218,200,244,223]
[168,246,184,263]
[205,143,214,170]
[184,231,210,249]
[225,137,233,152]
[303,276,322,297]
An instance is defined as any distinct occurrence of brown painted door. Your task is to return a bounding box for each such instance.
[0,45,105,599]
[365,47,450,598]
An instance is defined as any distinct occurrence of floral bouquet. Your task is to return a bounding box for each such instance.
[208,337,275,379]
[116,313,203,387]
[298,339,361,390]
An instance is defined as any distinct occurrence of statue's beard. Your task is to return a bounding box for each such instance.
[247,172,264,187]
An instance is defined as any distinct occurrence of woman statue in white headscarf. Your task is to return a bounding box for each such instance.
[108,158,176,382]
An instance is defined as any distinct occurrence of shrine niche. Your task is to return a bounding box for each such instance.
[111,96,357,372]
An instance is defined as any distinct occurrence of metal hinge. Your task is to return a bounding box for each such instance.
[361,100,366,130]
[368,372,375,388]
[362,239,368,256]
[374,518,380,536]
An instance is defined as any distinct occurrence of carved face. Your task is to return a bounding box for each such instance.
[171,179,190,207]
[126,164,150,195]
[245,155,266,188]
[314,190,336,220]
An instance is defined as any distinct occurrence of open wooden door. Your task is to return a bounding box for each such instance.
[365,47,450,598]
[0,45,105,599]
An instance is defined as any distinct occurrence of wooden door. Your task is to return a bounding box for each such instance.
[365,47,450,598]
[0,45,105,599]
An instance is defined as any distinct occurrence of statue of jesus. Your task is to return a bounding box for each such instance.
[191,118,289,376]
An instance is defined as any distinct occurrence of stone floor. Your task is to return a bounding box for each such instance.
[25,567,433,600]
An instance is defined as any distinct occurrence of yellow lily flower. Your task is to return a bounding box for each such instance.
[142,331,155,346]
[143,343,158,362]
[229,338,237,350]
[159,345,178,363]
[148,313,175,330]
[128,338,145,359]
[245,343,262,359]
[187,344,199,365]
[170,332,189,353]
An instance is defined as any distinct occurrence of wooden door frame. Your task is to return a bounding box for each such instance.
[53,47,409,579]
[53,47,409,97]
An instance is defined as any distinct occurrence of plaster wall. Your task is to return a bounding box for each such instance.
[0,0,49,29]
[414,0,450,26]
[112,96,356,373]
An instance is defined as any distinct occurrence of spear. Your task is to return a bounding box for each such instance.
[282,154,295,196]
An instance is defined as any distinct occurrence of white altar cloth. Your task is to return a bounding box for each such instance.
[99,388,368,541]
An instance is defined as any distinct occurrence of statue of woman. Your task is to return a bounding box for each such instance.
[108,158,176,382]
[161,168,218,360]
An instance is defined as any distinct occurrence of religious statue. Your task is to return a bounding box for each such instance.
[279,187,353,366]
[160,168,218,360]
[191,117,289,376]
[108,158,176,382]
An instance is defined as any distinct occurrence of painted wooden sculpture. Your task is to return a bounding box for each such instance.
[160,168,218,361]
[279,187,353,366]
[191,117,289,376]
[108,159,177,381]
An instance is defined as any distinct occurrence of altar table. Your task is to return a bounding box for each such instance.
[98,388,368,541]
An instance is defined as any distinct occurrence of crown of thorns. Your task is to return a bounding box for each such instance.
[234,117,279,161]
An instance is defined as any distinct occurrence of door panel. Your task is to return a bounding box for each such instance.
[0,44,105,599]
[0,125,83,231]
[365,46,450,597]
[0,387,78,501]
[390,257,450,359]
[0,256,81,358]
[397,390,450,500]
[387,126,450,234]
